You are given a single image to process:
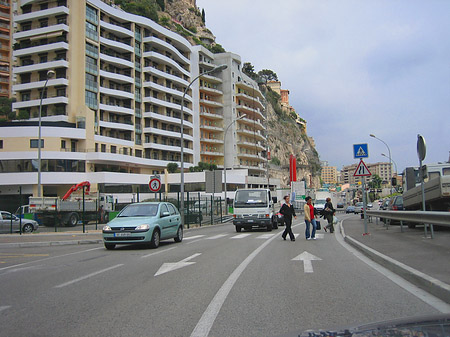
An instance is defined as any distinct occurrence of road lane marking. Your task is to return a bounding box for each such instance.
[230,233,251,239]
[54,264,123,288]
[337,222,450,313]
[154,253,201,276]
[292,251,322,273]
[184,235,206,241]
[190,224,299,337]
[0,306,11,313]
[141,246,177,258]
[315,234,324,239]
[206,234,228,240]
[256,234,275,239]
[0,247,103,272]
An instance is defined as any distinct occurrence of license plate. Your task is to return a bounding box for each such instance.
[247,220,254,223]
[114,232,131,237]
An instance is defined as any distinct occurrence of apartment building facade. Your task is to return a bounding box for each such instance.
[0,0,270,205]
[341,161,392,186]
[321,165,337,185]
[0,0,11,97]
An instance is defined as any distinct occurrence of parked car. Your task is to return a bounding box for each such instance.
[354,202,364,214]
[0,211,39,233]
[346,205,355,213]
[381,196,405,225]
[367,203,373,209]
[380,198,391,210]
[336,202,344,208]
[102,202,183,250]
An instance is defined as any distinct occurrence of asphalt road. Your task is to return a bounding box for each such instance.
[0,215,447,337]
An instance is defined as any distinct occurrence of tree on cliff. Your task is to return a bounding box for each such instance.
[242,62,258,80]
[258,69,278,83]
[112,0,164,22]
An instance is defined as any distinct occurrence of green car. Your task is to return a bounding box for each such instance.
[102,202,183,250]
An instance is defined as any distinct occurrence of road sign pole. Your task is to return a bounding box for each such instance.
[362,175,368,234]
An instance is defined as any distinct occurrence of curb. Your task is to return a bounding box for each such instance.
[340,222,450,305]
[0,239,103,248]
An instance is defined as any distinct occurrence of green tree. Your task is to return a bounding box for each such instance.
[0,97,14,120]
[208,43,225,54]
[201,8,205,23]
[257,69,278,83]
[113,0,160,22]
[242,62,257,80]
[270,157,280,166]
[369,174,382,188]
[167,162,178,173]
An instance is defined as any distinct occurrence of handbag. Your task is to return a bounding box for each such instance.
[324,207,332,213]
[333,216,338,224]
[315,220,321,230]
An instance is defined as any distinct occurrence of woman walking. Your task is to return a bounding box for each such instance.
[323,197,335,233]
[304,196,317,240]
[280,195,297,241]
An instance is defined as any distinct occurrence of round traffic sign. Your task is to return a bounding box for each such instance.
[417,134,426,162]
[149,177,161,192]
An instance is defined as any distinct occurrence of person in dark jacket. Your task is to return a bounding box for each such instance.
[323,197,335,233]
[280,195,297,241]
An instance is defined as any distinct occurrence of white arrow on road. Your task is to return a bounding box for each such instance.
[154,253,201,276]
[292,251,322,273]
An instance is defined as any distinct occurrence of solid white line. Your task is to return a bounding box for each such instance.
[336,222,450,313]
[141,246,177,259]
[180,253,202,263]
[0,247,103,272]
[230,233,251,239]
[184,235,206,241]
[206,234,228,240]
[54,264,123,288]
[190,229,280,337]
[0,305,11,313]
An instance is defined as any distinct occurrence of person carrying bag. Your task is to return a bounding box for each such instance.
[323,197,335,233]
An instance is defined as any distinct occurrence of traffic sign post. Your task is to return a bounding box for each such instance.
[417,134,433,239]
[354,159,371,235]
[149,176,161,193]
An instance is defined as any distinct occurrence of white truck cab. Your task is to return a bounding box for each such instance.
[232,189,278,232]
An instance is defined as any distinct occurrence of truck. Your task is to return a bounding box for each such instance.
[232,189,278,232]
[27,182,114,227]
[313,190,331,211]
[403,164,450,228]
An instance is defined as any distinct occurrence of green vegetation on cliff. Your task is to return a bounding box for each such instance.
[112,0,164,22]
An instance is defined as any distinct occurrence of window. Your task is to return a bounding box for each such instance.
[56,15,67,25]
[20,73,31,84]
[55,68,66,78]
[30,139,44,148]
[21,22,31,31]
[22,5,32,14]
[86,43,98,58]
[101,144,106,152]
[85,73,97,92]
[85,90,98,109]
[85,56,98,75]
[160,204,169,215]
[86,22,98,41]
[21,92,30,101]
[40,3,48,10]
[0,140,3,149]
[61,140,66,149]
[56,87,66,97]
[86,5,98,24]
[57,0,67,6]
[39,54,48,63]
[39,19,48,28]
[111,145,116,154]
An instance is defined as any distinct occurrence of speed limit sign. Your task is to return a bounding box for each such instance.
[149,176,161,192]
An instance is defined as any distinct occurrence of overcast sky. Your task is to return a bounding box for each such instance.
[196,0,450,173]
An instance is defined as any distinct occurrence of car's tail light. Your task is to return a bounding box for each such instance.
[392,205,398,210]
[233,214,236,218]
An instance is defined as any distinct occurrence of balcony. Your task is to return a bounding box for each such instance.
[99,103,134,116]
[143,96,193,116]
[143,127,194,142]
[239,116,265,130]
[199,110,223,120]
[143,111,193,129]
[200,137,224,144]
[14,6,69,23]
[143,142,193,156]
[143,81,192,102]
[236,92,264,110]
[99,120,135,132]
[236,80,264,100]
[236,128,265,141]
[100,36,134,54]
[200,73,222,84]
[99,86,134,100]
[13,59,68,74]
[200,124,223,132]
[199,85,223,96]
[13,78,68,92]
[237,152,263,160]
[13,96,68,109]
[237,140,265,151]
[14,23,69,40]
[13,41,69,57]
[99,52,133,69]
[99,69,134,84]
[199,99,223,108]
[200,150,223,157]
[143,51,190,78]
[143,36,190,66]
[236,104,265,120]
[143,66,189,87]
[100,20,133,38]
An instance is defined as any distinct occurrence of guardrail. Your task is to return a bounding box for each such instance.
[366,210,450,239]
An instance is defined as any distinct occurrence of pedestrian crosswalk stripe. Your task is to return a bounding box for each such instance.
[257,234,276,239]
[315,234,324,239]
[231,233,251,239]
[184,235,206,241]
[294,234,300,239]
[206,234,228,240]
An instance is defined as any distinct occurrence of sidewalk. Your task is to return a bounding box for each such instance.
[0,231,103,248]
[341,215,450,304]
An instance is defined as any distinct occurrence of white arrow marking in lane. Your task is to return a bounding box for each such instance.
[292,251,322,273]
[154,253,202,277]
[231,233,251,239]
[54,264,124,288]
[184,235,206,241]
[0,306,11,313]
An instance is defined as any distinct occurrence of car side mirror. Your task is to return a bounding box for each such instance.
[272,197,277,203]
[161,211,170,218]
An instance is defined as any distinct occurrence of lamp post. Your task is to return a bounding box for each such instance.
[180,64,227,226]
[223,114,246,214]
[37,69,55,197]
[369,134,393,195]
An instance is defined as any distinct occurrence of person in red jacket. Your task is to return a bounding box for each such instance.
[304,196,317,240]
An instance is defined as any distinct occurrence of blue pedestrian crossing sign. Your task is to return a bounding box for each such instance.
[353,143,369,159]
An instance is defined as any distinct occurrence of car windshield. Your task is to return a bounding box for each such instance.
[235,191,267,206]
[118,204,158,217]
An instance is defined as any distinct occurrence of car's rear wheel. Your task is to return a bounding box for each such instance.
[149,229,160,248]
[22,224,34,233]
[66,212,79,227]
[174,226,183,242]
[235,226,242,232]
[105,243,115,250]
[266,223,272,232]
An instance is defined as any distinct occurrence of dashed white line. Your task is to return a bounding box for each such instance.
[206,234,228,240]
[141,246,177,258]
[0,305,11,313]
[54,264,123,288]
[184,235,206,241]
[231,233,251,239]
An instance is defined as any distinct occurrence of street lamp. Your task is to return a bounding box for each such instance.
[180,64,227,226]
[223,114,247,214]
[381,153,397,176]
[369,134,393,195]
[37,69,55,197]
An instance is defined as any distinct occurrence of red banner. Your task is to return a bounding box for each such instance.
[289,155,297,183]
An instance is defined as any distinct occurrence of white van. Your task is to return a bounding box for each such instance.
[232,189,278,232]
